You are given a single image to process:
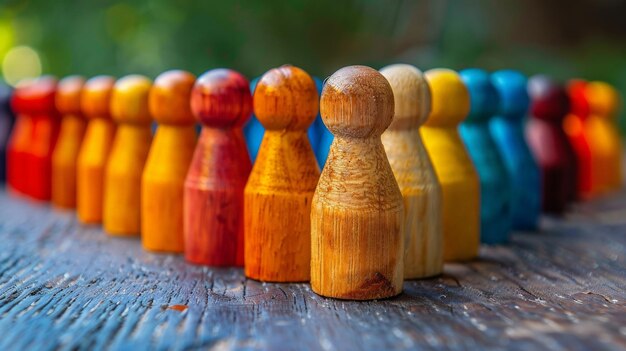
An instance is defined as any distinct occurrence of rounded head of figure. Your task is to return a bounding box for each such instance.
[110,75,152,125]
[422,68,470,128]
[11,76,58,116]
[254,65,319,131]
[586,81,621,119]
[320,65,394,138]
[527,75,570,122]
[0,80,13,115]
[567,79,590,119]
[149,70,196,126]
[81,76,116,120]
[191,68,252,128]
[379,64,431,130]
[460,68,499,123]
[55,76,85,117]
[491,70,530,120]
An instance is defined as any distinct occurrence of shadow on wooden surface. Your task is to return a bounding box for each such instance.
[0,189,625,351]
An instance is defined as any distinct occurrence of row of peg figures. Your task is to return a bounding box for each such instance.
[0,64,621,300]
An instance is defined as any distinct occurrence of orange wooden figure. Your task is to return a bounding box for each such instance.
[184,69,252,266]
[77,76,116,224]
[585,81,622,193]
[380,64,443,279]
[104,75,153,235]
[52,76,86,209]
[311,65,404,300]
[420,69,480,262]
[10,76,59,200]
[244,65,320,282]
[142,70,197,252]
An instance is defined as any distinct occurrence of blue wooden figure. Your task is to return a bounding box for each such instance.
[307,77,327,167]
[489,70,541,231]
[243,78,264,161]
[314,76,333,167]
[459,68,512,244]
[0,81,14,183]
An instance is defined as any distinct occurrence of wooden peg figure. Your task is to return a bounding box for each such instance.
[52,76,86,209]
[585,81,622,193]
[6,81,33,195]
[104,75,153,235]
[380,64,443,279]
[10,76,59,201]
[460,68,512,244]
[0,82,14,183]
[244,65,320,282]
[526,75,577,214]
[184,69,252,266]
[77,76,116,224]
[142,70,197,252]
[311,65,404,300]
[420,69,479,261]
[490,70,541,230]
[563,80,594,198]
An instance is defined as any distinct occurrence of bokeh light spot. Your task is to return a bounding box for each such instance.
[2,45,42,86]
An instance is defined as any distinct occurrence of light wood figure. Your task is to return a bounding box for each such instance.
[104,75,153,235]
[311,65,404,300]
[52,76,86,209]
[585,81,622,193]
[77,76,116,224]
[244,65,320,282]
[184,69,252,266]
[380,64,443,279]
[420,69,479,262]
[142,70,197,252]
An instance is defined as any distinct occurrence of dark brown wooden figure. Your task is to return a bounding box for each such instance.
[526,75,577,214]
[0,82,14,183]
[10,76,59,201]
[311,65,404,300]
[184,69,252,266]
[244,65,320,282]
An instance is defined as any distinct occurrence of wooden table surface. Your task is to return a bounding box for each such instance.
[0,189,625,351]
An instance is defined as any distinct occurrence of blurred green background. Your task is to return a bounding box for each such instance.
[1,0,626,126]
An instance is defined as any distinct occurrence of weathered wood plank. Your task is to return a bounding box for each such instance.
[0,189,625,351]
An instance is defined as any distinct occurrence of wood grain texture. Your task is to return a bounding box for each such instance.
[312,65,404,300]
[104,75,153,236]
[77,76,116,224]
[1,186,626,350]
[52,76,86,209]
[184,69,252,267]
[245,65,320,282]
[380,64,443,279]
[142,70,197,253]
[421,69,480,262]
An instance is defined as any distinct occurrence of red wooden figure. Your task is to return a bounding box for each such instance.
[184,69,252,266]
[563,79,593,199]
[9,77,59,200]
[526,75,577,214]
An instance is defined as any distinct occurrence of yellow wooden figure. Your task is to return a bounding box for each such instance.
[420,69,479,262]
[52,76,86,209]
[380,64,443,279]
[585,81,622,193]
[77,76,116,224]
[104,75,153,235]
[142,70,197,252]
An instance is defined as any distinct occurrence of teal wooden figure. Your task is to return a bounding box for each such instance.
[489,70,541,230]
[459,68,512,244]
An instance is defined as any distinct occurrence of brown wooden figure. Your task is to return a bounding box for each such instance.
[184,69,252,266]
[142,70,197,252]
[420,69,480,262]
[311,65,404,300]
[244,65,320,282]
[77,76,116,224]
[104,75,153,235]
[380,64,443,279]
[52,76,86,209]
